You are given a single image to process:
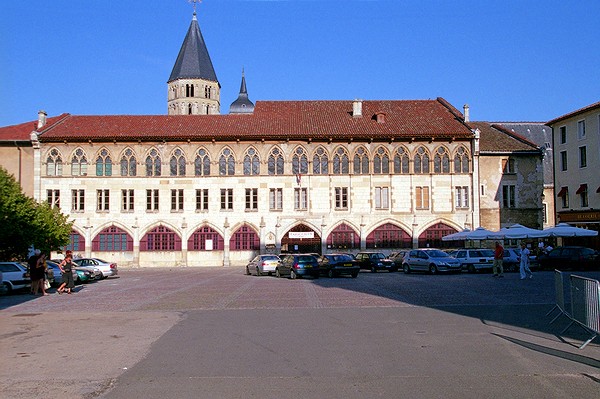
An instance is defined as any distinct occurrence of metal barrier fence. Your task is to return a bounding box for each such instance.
[564,275,600,349]
[546,270,568,324]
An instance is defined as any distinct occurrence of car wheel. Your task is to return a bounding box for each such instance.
[429,264,438,274]
[290,269,297,279]
[3,282,12,294]
[371,266,377,273]
[255,267,261,277]
[468,264,476,274]
[245,266,251,275]
[351,271,359,278]
[403,264,411,274]
[275,268,281,278]
[328,269,335,278]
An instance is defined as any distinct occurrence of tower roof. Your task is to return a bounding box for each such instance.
[168,13,219,84]
[229,71,255,114]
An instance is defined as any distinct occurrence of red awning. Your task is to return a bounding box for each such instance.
[556,187,568,197]
[576,184,587,194]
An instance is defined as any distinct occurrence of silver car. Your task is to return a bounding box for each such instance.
[453,249,495,273]
[0,262,31,293]
[73,258,118,278]
[402,249,462,274]
[245,254,281,276]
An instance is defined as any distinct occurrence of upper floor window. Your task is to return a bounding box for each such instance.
[353,147,369,174]
[268,147,284,175]
[433,147,450,173]
[194,148,210,176]
[269,188,283,210]
[560,151,568,171]
[186,84,194,97]
[46,148,63,176]
[205,85,211,99]
[374,187,389,209]
[373,147,390,174]
[502,158,515,174]
[502,185,516,208]
[415,186,430,209]
[579,146,587,168]
[170,148,186,176]
[453,146,469,173]
[96,149,112,177]
[313,146,329,175]
[332,147,349,174]
[71,148,88,176]
[334,187,349,210]
[577,120,586,139]
[120,148,137,176]
[577,184,588,207]
[559,126,567,144]
[145,148,161,176]
[243,147,260,176]
[414,146,430,174]
[219,148,235,176]
[393,147,409,174]
[245,188,258,211]
[47,189,60,208]
[455,186,469,208]
[292,147,308,175]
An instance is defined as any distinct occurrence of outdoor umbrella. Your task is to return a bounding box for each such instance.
[441,229,471,241]
[464,227,495,240]
[489,223,546,239]
[541,223,598,237]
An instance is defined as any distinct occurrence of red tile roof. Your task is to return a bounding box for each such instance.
[37,99,474,143]
[0,113,69,141]
[471,122,541,153]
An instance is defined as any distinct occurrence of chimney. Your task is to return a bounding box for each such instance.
[352,99,363,118]
[463,104,470,122]
[37,110,47,129]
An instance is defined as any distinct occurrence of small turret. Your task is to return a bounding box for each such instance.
[229,70,255,114]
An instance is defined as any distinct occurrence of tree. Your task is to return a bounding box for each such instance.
[0,167,72,259]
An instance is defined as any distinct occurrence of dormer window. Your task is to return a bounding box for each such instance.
[375,113,386,123]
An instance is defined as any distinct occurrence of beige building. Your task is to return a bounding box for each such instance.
[547,101,600,249]
[0,12,546,266]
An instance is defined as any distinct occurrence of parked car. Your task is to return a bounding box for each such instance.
[502,248,521,272]
[452,248,495,273]
[73,258,118,278]
[245,254,280,276]
[74,267,96,283]
[276,254,320,279]
[402,249,462,274]
[355,252,397,272]
[318,254,360,278]
[537,246,599,271]
[388,251,408,268]
[0,262,31,293]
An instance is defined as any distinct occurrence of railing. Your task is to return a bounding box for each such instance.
[549,272,600,349]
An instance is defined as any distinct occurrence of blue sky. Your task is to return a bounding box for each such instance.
[1,0,599,127]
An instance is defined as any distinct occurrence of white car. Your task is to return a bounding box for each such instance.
[0,262,31,293]
[453,249,495,273]
[73,258,118,278]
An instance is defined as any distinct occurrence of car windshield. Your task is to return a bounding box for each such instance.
[332,255,352,261]
[370,253,385,260]
[427,250,450,258]
[298,256,316,262]
[473,250,494,257]
[262,255,279,260]
[94,259,108,263]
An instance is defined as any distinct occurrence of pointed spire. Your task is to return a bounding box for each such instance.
[168,12,219,85]
[229,69,255,114]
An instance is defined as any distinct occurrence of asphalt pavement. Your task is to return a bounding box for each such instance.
[1,267,599,399]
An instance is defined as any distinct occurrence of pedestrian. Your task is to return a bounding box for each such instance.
[31,250,49,295]
[519,242,533,280]
[35,253,50,296]
[57,250,75,294]
[27,249,40,294]
[493,241,504,277]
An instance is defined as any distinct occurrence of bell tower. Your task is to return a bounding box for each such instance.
[168,6,220,115]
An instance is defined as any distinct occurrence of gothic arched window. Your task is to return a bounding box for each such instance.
[243,147,260,176]
[353,147,369,174]
[145,148,161,176]
[292,146,308,175]
[268,147,284,175]
[454,146,470,173]
[120,148,136,176]
[170,148,186,176]
[219,148,235,176]
[312,146,328,175]
[194,148,211,176]
[46,148,63,176]
[414,146,430,174]
[71,148,88,176]
[373,146,390,174]
[393,147,409,174]
[433,146,450,173]
[333,147,349,174]
[95,149,112,176]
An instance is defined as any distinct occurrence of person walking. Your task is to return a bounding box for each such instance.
[34,253,50,296]
[27,249,41,294]
[493,241,504,277]
[519,243,533,280]
[57,251,75,294]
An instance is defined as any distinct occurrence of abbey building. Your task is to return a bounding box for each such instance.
[0,12,545,267]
